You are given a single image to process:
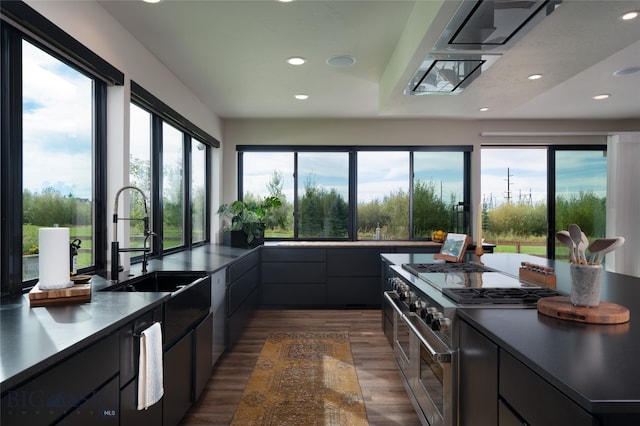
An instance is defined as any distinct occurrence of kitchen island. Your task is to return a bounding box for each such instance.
[383,252,640,426]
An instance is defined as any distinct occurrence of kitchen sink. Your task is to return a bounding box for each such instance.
[100,271,207,293]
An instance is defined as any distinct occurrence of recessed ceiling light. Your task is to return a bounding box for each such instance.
[142,0,162,3]
[278,0,295,3]
[613,66,640,76]
[527,74,543,80]
[592,94,610,100]
[620,10,639,21]
[287,57,306,66]
[294,94,309,100]
[479,107,490,112]
[326,55,356,67]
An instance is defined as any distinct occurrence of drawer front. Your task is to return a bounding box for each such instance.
[57,376,119,426]
[227,265,259,315]
[499,350,597,426]
[262,262,326,283]
[1,332,119,426]
[262,247,325,262]
[261,283,326,306]
[227,250,259,282]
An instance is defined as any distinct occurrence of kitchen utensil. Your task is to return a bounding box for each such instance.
[579,232,589,265]
[592,237,625,265]
[568,224,584,264]
[587,238,618,264]
[556,230,576,263]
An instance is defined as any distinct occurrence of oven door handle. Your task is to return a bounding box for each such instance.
[404,313,452,363]
[384,291,407,316]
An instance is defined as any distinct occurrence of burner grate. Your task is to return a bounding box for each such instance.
[403,262,494,275]
[443,287,561,305]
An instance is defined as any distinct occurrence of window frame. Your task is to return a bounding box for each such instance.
[131,82,217,258]
[237,145,472,241]
[1,10,116,296]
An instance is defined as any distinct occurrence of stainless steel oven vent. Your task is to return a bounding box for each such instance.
[405,53,500,95]
[434,0,560,51]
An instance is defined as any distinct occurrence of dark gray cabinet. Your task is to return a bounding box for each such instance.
[1,332,119,426]
[459,319,499,426]
[327,247,385,307]
[194,312,213,398]
[57,376,120,425]
[262,245,439,308]
[163,330,193,426]
[226,250,260,347]
[261,247,326,306]
[499,350,598,426]
[119,305,163,426]
[459,319,599,426]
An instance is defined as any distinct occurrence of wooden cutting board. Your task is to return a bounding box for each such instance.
[538,296,629,324]
[29,282,92,307]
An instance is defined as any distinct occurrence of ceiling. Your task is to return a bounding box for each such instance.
[98,0,640,120]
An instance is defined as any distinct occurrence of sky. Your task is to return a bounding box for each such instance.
[22,39,93,200]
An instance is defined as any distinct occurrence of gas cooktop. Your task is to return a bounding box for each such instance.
[443,287,562,305]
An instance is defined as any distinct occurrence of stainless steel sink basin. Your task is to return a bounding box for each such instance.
[101,271,206,292]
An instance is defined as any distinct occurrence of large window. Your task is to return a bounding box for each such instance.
[239,147,471,241]
[480,146,607,261]
[357,151,409,239]
[162,123,185,249]
[553,147,607,262]
[21,40,95,280]
[298,152,349,238]
[129,87,217,255]
[129,103,152,251]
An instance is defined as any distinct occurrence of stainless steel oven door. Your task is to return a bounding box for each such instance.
[406,315,455,426]
[384,291,413,376]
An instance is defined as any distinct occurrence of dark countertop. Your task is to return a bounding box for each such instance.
[382,252,640,415]
[0,244,257,391]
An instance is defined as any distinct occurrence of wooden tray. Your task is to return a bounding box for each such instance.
[538,296,629,324]
[29,282,92,307]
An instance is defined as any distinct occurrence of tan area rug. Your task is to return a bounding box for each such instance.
[231,331,369,426]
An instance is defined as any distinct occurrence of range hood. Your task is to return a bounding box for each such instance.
[406,53,500,95]
[434,0,559,51]
[406,0,560,96]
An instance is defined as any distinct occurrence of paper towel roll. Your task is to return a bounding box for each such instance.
[38,227,73,290]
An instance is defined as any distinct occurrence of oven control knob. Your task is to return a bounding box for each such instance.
[431,313,444,331]
[424,307,437,324]
[411,298,424,313]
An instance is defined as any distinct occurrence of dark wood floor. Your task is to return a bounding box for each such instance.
[180,309,422,426]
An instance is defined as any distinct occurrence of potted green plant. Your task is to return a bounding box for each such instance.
[217,196,282,247]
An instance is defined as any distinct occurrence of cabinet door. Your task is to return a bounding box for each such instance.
[194,313,213,400]
[163,331,193,426]
[119,375,162,426]
[1,333,118,426]
[459,320,499,426]
[498,399,526,426]
[57,376,119,426]
[499,350,597,426]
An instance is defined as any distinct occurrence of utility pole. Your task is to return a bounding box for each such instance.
[504,168,514,203]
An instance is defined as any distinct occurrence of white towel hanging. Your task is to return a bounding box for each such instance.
[137,322,164,410]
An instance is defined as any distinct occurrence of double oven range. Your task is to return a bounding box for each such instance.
[382,260,561,426]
